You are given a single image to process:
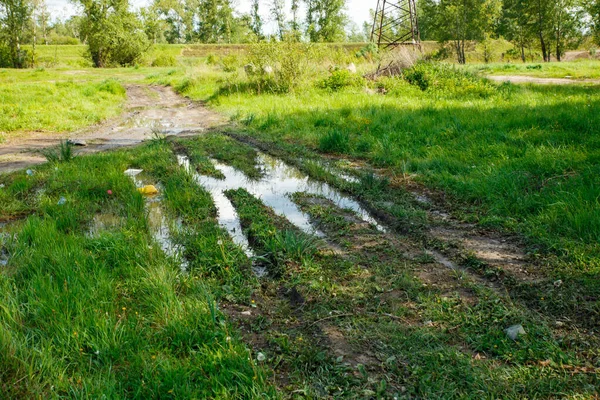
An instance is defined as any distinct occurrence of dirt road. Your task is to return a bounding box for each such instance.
[488,75,600,85]
[0,85,223,174]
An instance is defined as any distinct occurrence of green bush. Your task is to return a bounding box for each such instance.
[151,54,177,67]
[82,10,150,67]
[243,41,321,93]
[318,69,365,91]
[221,54,240,72]
[403,62,496,98]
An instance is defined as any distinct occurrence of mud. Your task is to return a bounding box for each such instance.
[429,226,537,281]
[0,85,224,174]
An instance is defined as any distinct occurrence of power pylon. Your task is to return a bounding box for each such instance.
[371,0,420,48]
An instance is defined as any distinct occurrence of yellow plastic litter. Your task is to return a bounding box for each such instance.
[138,185,159,195]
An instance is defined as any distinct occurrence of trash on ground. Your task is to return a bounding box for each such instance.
[58,197,67,205]
[26,169,34,176]
[138,185,159,195]
[505,324,526,340]
[124,169,144,177]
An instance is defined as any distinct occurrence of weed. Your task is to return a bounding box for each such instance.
[319,130,351,154]
[42,140,75,163]
[318,69,365,92]
[263,229,318,263]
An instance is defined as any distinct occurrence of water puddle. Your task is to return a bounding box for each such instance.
[88,214,122,237]
[125,168,188,272]
[178,155,254,260]
[178,151,386,264]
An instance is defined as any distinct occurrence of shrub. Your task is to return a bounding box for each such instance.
[151,54,177,67]
[243,41,321,93]
[356,43,378,61]
[82,9,150,67]
[318,68,365,91]
[403,62,496,98]
[221,54,240,72]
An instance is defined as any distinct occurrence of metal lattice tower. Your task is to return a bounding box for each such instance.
[371,0,420,48]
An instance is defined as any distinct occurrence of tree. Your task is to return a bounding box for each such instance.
[289,0,301,40]
[498,0,533,62]
[153,0,187,43]
[197,0,236,43]
[75,0,150,67]
[527,0,555,61]
[0,0,32,68]
[32,0,48,45]
[305,0,347,42]
[250,0,263,39]
[421,0,501,64]
[270,0,286,40]
[140,5,166,44]
[589,0,600,44]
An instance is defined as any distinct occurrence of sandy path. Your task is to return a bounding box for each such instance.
[488,75,600,85]
[0,85,224,174]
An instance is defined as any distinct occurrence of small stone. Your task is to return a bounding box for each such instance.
[67,139,87,147]
[505,324,526,340]
[346,63,357,73]
[241,310,252,316]
[555,321,565,328]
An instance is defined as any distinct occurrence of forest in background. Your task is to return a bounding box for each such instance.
[0,0,599,67]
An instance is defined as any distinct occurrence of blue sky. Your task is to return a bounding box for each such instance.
[47,0,373,31]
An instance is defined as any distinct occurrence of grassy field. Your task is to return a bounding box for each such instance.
[467,60,600,79]
[1,43,600,398]
[1,136,599,398]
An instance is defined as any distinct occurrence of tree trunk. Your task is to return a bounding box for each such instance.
[540,33,548,62]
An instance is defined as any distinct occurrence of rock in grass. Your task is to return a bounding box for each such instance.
[505,324,526,340]
[67,139,87,147]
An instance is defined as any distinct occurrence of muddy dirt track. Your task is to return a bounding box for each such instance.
[0,85,223,173]
[487,75,600,85]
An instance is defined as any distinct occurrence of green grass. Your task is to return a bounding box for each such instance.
[0,78,126,141]
[466,60,600,79]
[1,135,599,398]
[160,65,600,275]
[0,142,276,398]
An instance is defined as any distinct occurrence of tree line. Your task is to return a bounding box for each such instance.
[1,0,599,68]
[420,0,600,63]
[0,0,356,67]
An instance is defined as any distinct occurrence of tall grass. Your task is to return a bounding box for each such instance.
[0,144,275,398]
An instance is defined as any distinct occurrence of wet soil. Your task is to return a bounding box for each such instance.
[0,85,224,173]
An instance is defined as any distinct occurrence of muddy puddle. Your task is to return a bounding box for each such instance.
[178,151,385,266]
[123,169,189,272]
